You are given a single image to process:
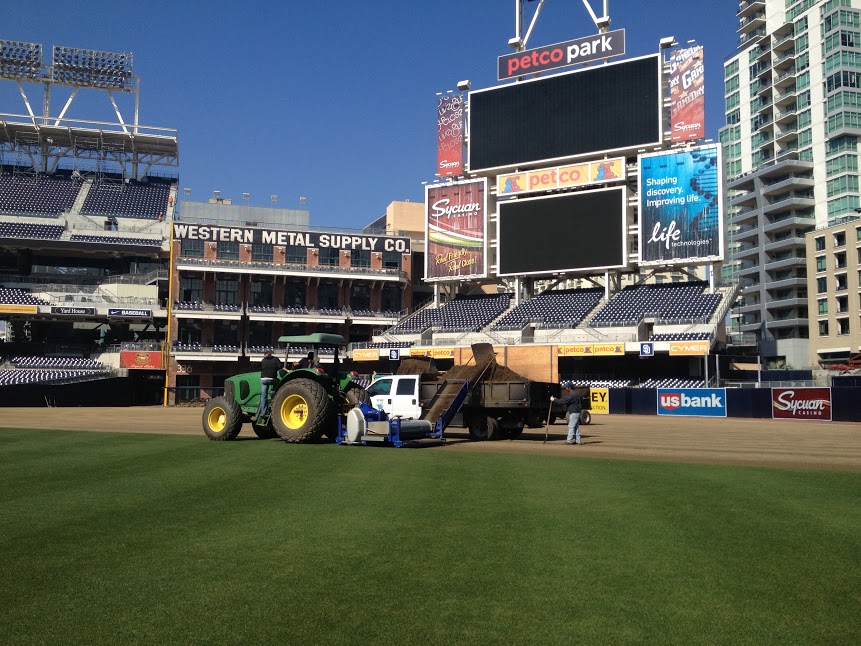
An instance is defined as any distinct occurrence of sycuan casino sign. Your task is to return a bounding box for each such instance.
[772,388,832,421]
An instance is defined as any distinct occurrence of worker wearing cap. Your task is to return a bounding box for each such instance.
[258,350,282,419]
[551,384,582,445]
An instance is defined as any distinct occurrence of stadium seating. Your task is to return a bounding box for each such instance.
[213,303,241,312]
[390,294,511,334]
[319,308,343,316]
[637,378,706,389]
[81,180,171,219]
[70,234,162,247]
[173,301,203,310]
[563,378,634,389]
[492,288,604,330]
[0,172,81,216]
[247,345,276,354]
[10,356,105,369]
[649,332,712,341]
[0,368,111,386]
[173,342,202,352]
[0,221,64,240]
[350,309,399,318]
[0,288,51,306]
[364,341,415,348]
[212,345,239,353]
[248,305,276,313]
[591,282,722,326]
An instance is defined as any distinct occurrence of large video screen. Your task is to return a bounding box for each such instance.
[468,55,661,173]
[497,187,628,276]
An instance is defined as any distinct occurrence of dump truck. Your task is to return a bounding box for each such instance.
[201,333,368,442]
[354,343,573,442]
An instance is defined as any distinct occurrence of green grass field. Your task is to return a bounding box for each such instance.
[1,429,859,645]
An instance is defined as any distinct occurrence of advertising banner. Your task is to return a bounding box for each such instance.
[425,179,487,282]
[409,348,454,359]
[638,145,723,265]
[437,94,463,177]
[657,388,727,417]
[108,308,152,318]
[351,348,379,362]
[0,304,37,314]
[172,224,411,254]
[497,157,625,198]
[587,388,609,414]
[669,340,710,356]
[120,351,163,370]
[51,306,96,316]
[771,388,832,421]
[498,29,626,80]
[559,345,594,357]
[559,344,624,357]
[668,46,705,141]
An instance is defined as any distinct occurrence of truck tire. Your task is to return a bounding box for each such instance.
[468,415,499,441]
[202,396,243,441]
[271,379,333,443]
[344,384,370,407]
[507,426,524,440]
[579,410,592,425]
[251,422,279,439]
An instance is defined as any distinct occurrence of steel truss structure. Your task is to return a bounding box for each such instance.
[0,39,178,181]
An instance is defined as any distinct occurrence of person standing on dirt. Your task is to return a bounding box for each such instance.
[551,384,582,445]
[258,350,283,419]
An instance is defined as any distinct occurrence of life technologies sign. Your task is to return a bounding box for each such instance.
[638,145,723,265]
[424,179,487,282]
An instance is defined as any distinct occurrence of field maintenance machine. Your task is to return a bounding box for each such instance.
[337,343,563,446]
[201,333,368,442]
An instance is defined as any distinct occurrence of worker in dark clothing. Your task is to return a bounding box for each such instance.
[551,384,582,445]
[297,351,315,369]
[257,350,283,418]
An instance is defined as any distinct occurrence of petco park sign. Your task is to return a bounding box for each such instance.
[498,29,625,80]
[772,388,832,421]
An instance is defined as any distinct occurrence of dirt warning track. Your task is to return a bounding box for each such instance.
[1,407,860,471]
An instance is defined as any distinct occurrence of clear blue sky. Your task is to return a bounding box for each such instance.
[1,0,737,230]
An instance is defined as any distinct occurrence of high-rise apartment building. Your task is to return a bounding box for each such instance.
[721,0,861,369]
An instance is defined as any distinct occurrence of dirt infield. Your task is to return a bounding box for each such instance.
[1,407,860,471]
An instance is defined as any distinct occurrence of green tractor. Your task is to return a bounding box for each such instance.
[201,333,369,442]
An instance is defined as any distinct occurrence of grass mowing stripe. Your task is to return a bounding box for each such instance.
[0,429,859,645]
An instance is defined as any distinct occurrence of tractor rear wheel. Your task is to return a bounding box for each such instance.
[202,396,243,441]
[271,379,333,443]
[344,384,370,407]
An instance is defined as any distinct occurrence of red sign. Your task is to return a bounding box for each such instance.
[120,351,164,370]
[771,388,832,421]
[437,94,463,177]
[668,46,705,141]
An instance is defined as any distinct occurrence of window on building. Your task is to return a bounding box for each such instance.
[816,256,828,272]
[215,277,239,305]
[181,239,204,258]
[815,235,826,251]
[837,317,851,335]
[837,294,849,313]
[818,276,828,293]
[834,231,847,247]
[382,251,401,270]
[836,251,847,269]
[318,247,339,267]
[283,282,306,308]
[213,320,239,345]
[819,320,830,336]
[250,281,273,307]
[351,249,371,268]
[836,273,849,290]
[819,298,829,315]
[381,285,401,313]
[178,276,202,302]
[217,242,240,260]
[285,244,306,264]
[251,243,273,262]
[317,282,340,309]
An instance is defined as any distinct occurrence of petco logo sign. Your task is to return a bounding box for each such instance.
[497,29,626,80]
[771,388,832,422]
[657,388,727,417]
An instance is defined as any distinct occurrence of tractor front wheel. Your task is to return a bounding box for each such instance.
[271,379,333,443]
[202,396,243,441]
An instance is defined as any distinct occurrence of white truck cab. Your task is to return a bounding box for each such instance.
[365,375,422,419]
